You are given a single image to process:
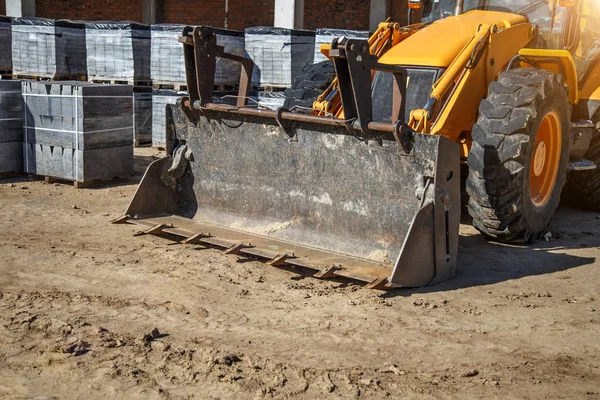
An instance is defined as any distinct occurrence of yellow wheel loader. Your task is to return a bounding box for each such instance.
[115,0,600,289]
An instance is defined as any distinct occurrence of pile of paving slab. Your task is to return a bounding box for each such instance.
[0,15,368,185]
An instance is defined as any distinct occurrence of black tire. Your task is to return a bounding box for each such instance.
[283,60,336,113]
[467,68,571,242]
[563,127,600,211]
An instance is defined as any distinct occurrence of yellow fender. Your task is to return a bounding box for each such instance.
[517,48,580,104]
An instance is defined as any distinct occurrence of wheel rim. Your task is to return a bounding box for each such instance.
[529,110,562,208]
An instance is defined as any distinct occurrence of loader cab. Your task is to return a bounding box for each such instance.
[459,0,588,53]
[373,0,592,125]
[419,0,580,51]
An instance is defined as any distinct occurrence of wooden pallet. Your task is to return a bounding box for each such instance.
[13,74,87,82]
[89,77,152,87]
[152,81,188,91]
[259,85,290,93]
[0,171,23,179]
[134,138,152,147]
[41,175,129,189]
[151,82,240,92]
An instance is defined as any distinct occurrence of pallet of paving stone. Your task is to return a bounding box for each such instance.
[0,16,13,74]
[151,81,188,92]
[11,18,87,79]
[150,24,245,86]
[88,77,152,87]
[0,80,24,174]
[22,80,134,185]
[313,28,369,63]
[85,21,151,82]
[245,27,316,88]
[12,74,87,82]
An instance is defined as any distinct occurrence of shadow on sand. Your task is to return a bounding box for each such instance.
[381,208,599,297]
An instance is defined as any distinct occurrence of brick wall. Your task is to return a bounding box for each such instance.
[36,0,143,21]
[391,4,423,26]
[31,0,410,31]
[227,0,274,30]
[161,0,224,27]
[161,0,273,30]
[390,3,409,26]
[304,0,370,31]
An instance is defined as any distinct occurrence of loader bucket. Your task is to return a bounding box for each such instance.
[114,26,461,289]
[116,100,460,289]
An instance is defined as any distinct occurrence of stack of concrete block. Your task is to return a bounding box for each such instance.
[22,81,134,182]
[212,27,245,85]
[150,24,245,86]
[150,24,185,84]
[314,28,369,63]
[11,18,87,78]
[152,88,186,147]
[245,27,316,88]
[133,89,152,146]
[85,21,151,81]
[0,80,24,173]
[0,16,12,73]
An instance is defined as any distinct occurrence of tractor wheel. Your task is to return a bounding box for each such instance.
[467,68,571,242]
[563,127,600,211]
[283,60,336,113]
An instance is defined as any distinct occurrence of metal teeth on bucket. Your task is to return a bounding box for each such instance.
[112,215,395,289]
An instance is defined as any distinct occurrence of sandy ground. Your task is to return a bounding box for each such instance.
[0,147,598,399]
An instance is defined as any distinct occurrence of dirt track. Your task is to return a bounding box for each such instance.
[0,148,599,399]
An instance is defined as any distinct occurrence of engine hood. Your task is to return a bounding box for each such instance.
[379,10,527,68]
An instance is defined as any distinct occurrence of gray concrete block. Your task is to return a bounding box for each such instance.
[23,143,133,182]
[150,24,244,85]
[0,141,23,173]
[0,80,23,144]
[152,88,186,147]
[23,80,133,150]
[313,29,369,63]
[245,27,315,88]
[0,17,12,71]
[12,18,87,77]
[85,22,151,81]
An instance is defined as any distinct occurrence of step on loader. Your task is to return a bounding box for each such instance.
[115,0,600,289]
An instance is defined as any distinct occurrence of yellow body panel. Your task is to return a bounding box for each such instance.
[486,24,536,82]
[379,10,526,67]
[518,49,580,103]
[426,23,533,142]
[580,63,600,100]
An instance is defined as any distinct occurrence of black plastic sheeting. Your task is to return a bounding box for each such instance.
[12,18,87,76]
[0,17,11,70]
[245,26,315,37]
[150,23,244,37]
[85,21,150,31]
[11,16,54,26]
[315,28,370,38]
[152,88,186,97]
[12,17,85,29]
[150,23,184,32]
